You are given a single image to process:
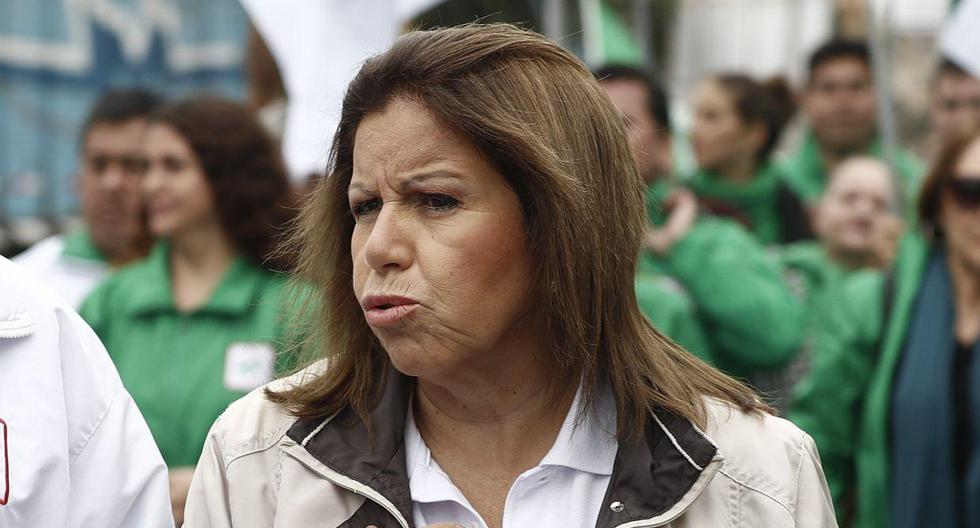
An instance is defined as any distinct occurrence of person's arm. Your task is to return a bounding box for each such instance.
[789,271,883,516]
[183,418,233,528]
[794,433,839,527]
[58,307,174,528]
[663,218,806,372]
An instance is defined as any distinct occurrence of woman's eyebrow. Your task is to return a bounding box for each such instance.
[397,170,463,192]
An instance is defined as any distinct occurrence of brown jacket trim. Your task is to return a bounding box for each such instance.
[287,372,718,528]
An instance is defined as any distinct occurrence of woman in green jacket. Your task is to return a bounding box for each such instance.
[642,181,806,380]
[791,130,980,528]
[689,74,812,246]
[762,156,903,413]
[80,96,297,524]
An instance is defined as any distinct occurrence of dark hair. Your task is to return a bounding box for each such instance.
[594,64,671,133]
[81,88,163,145]
[937,56,971,80]
[807,39,870,82]
[150,96,296,271]
[713,74,796,161]
[918,128,980,237]
[269,24,766,439]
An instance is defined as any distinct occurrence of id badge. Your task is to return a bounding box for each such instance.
[223,343,275,392]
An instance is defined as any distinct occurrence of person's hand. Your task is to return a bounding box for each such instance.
[169,466,196,527]
[869,214,904,269]
[645,188,698,256]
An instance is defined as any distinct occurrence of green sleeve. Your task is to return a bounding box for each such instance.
[789,271,883,517]
[634,275,712,363]
[662,218,805,375]
[78,279,112,346]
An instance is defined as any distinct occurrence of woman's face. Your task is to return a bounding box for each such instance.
[142,123,217,238]
[942,138,980,274]
[348,97,535,382]
[690,80,760,172]
[815,158,895,260]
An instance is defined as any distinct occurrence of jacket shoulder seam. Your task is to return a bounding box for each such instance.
[718,467,794,519]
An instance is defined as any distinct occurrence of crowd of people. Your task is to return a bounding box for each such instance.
[4,21,980,528]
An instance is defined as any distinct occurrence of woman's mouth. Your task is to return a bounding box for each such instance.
[361,295,420,328]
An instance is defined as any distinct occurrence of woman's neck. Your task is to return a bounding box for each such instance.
[949,254,980,344]
[413,337,576,528]
[713,155,760,185]
[168,222,237,313]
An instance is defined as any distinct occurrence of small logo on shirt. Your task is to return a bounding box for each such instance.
[1,418,9,505]
[223,343,275,392]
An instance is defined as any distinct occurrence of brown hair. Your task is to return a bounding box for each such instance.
[713,74,796,161]
[270,24,766,438]
[151,96,296,272]
[919,127,980,237]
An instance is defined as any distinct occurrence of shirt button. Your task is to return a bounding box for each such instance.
[610,501,625,513]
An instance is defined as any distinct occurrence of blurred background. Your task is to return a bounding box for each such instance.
[0,0,962,256]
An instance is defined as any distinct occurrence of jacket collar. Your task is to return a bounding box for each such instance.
[125,241,270,317]
[286,371,722,528]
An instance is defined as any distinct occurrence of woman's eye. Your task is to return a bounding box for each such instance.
[351,198,381,219]
[420,193,459,212]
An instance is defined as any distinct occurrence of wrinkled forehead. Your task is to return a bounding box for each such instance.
[827,158,894,196]
[350,97,485,189]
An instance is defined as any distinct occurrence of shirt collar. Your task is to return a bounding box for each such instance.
[404,380,619,499]
[61,229,107,263]
[127,240,272,317]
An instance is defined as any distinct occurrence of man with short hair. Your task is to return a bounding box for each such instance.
[15,89,161,307]
[927,57,980,158]
[781,39,922,208]
[593,65,673,183]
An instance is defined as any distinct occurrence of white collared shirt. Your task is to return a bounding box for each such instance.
[404,384,619,528]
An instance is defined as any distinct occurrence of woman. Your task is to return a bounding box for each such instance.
[792,129,980,527]
[184,24,834,528]
[756,156,903,413]
[689,74,812,246]
[80,96,296,524]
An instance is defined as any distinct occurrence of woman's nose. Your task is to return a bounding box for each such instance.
[363,205,413,272]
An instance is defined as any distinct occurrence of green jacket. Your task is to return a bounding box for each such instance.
[790,235,930,528]
[779,133,924,213]
[634,272,711,363]
[690,163,812,246]
[80,242,294,467]
[641,182,806,379]
[779,242,850,323]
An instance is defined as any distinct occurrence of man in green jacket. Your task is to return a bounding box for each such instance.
[781,40,922,211]
[598,64,806,380]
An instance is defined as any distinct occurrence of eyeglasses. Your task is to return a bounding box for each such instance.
[948,177,980,209]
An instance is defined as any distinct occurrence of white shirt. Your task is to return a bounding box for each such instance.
[404,384,619,528]
[0,256,174,527]
[13,234,108,309]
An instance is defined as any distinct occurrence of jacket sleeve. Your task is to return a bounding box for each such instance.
[794,433,839,527]
[183,417,233,528]
[58,308,174,528]
[789,271,883,516]
[662,218,806,372]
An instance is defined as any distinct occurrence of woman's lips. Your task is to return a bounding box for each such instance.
[361,295,420,328]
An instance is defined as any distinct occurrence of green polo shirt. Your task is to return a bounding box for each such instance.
[779,133,924,212]
[79,242,294,466]
[61,230,107,262]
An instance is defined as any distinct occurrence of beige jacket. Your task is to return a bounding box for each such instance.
[184,367,837,528]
